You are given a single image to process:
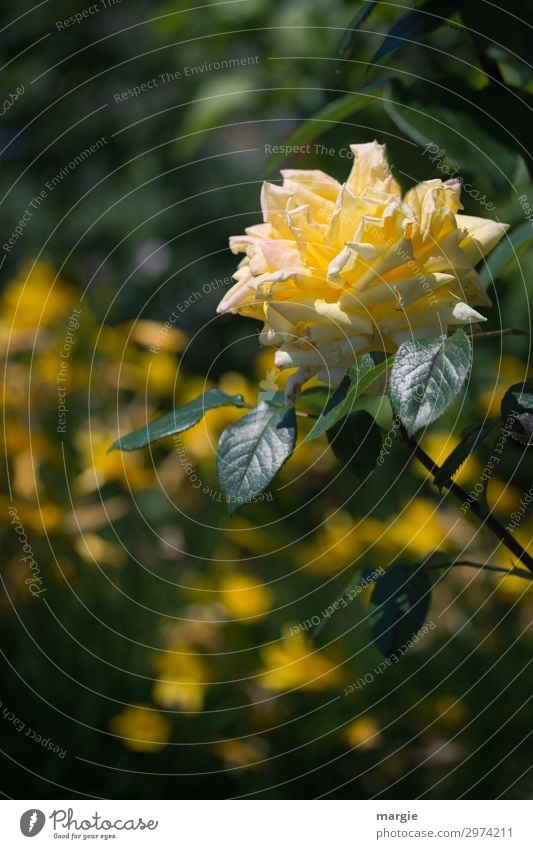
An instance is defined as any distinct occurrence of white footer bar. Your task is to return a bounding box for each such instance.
[2,799,530,847]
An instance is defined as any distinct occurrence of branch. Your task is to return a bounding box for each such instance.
[399,423,533,575]
[469,327,527,340]
[428,559,533,582]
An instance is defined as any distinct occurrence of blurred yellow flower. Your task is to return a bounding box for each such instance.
[433,695,469,730]
[152,647,210,711]
[490,525,533,601]
[225,517,283,554]
[219,572,273,621]
[486,479,523,518]
[1,262,75,332]
[75,426,153,493]
[125,319,187,354]
[106,346,177,397]
[135,350,179,397]
[298,509,383,574]
[213,738,265,770]
[218,141,507,395]
[387,499,451,557]
[344,716,382,750]
[218,370,252,400]
[301,499,450,575]
[163,604,223,649]
[477,356,533,418]
[110,704,170,752]
[74,531,127,568]
[36,349,91,394]
[3,362,31,407]
[494,572,533,602]
[259,627,344,692]
[4,421,56,500]
[0,495,63,535]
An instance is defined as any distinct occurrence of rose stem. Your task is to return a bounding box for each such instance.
[399,424,533,575]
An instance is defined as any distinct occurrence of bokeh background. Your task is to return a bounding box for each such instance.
[1,0,532,799]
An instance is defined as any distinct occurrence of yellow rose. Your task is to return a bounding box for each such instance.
[218,141,508,396]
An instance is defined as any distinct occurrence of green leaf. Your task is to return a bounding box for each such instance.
[501,381,533,420]
[297,386,330,415]
[479,222,533,288]
[327,410,382,480]
[110,388,247,452]
[433,421,496,490]
[338,0,380,60]
[264,78,389,176]
[506,415,533,446]
[217,401,296,514]
[370,564,432,660]
[385,79,520,194]
[371,0,459,64]
[389,331,472,436]
[305,354,393,441]
[501,381,533,446]
[258,389,285,406]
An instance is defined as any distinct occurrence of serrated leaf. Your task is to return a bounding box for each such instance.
[389,331,472,436]
[371,0,459,64]
[305,354,393,441]
[327,410,382,480]
[501,382,533,418]
[479,222,533,288]
[501,382,533,446]
[507,414,533,446]
[370,564,432,660]
[111,388,247,452]
[217,401,296,514]
[339,0,380,59]
[433,421,496,489]
[264,78,389,176]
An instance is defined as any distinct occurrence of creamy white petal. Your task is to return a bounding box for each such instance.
[456,215,509,265]
[450,301,486,323]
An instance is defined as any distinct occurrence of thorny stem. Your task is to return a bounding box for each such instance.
[399,423,533,575]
